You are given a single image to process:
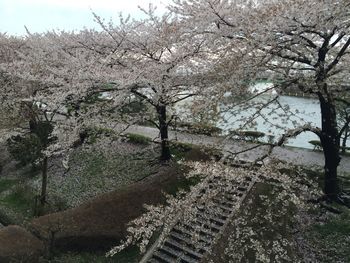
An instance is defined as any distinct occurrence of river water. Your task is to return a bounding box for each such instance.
[219,95,322,149]
[177,84,348,150]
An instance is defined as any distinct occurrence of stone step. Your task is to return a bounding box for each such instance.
[221,194,238,202]
[190,219,220,235]
[151,250,174,263]
[164,238,204,260]
[245,176,253,181]
[237,186,248,192]
[196,211,226,226]
[211,201,235,213]
[226,190,244,197]
[173,225,214,244]
[195,217,222,232]
[169,231,210,251]
[158,246,196,263]
[212,197,236,208]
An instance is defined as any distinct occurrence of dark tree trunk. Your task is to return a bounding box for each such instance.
[318,94,341,199]
[341,127,349,154]
[157,104,171,161]
[40,156,48,206]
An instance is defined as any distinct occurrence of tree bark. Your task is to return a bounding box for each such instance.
[318,94,341,199]
[157,104,171,161]
[40,156,48,206]
[341,126,349,154]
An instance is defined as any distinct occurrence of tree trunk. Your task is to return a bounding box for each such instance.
[319,95,341,199]
[341,127,349,154]
[157,105,171,161]
[40,156,48,206]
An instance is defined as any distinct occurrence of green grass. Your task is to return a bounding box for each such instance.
[1,185,35,212]
[306,207,350,262]
[170,141,222,162]
[0,179,18,193]
[172,121,222,136]
[0,183,36,224]
[170,141,194,160]
[165,174,201,197]
[313,213,350,237]
[126,133,152,145]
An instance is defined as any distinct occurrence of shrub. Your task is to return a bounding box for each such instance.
[173,121,222,136]
[230,130,265,141]
[7,134,42,168]
[7,121,55,168]
[126,133,151,145]
[309,140,322,150]
[29,120,54,146]
[82,127,116,144]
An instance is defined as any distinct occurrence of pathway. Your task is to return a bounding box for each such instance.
[123,125,350,173]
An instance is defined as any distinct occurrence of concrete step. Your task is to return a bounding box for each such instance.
[164,238,204,260]
[221,194,239,202]
[212,197,236,208]
[151,250,174,263]
[169,231,210,252]
[245,176,253,181]
[195,217,222,232]
[161,246,199,263]
[190,219,220,235]
[158,246,196,263]
[173,225,214,244]
[237,186,248,192]
[226,190,244,197]
[196,212,226,226]
[211,201,235,213]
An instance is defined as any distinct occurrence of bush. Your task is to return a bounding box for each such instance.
[82,127,116,144]
[7,134,42,167]
[126,133,151,145]
[173,121,222,136]
[7,121,55,168]
[0,208,15,226]
[29,120,54,146]
[230,130,266,141]
[309,140,322,150]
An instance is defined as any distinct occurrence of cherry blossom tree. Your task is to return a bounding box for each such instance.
[0,31,93,213]
[87,7,219,161]
[0,33,28,129]
[171,0,350,201]
[245,0,350,201]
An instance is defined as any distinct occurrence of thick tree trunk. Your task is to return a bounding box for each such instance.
[40,156,48,206]
[157,105,171,161]
[319,95,341,199]
[341,127,349,154]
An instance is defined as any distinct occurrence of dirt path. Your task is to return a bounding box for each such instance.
[123,125,350,173]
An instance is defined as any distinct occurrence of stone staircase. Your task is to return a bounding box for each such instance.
[142,175,256,263]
